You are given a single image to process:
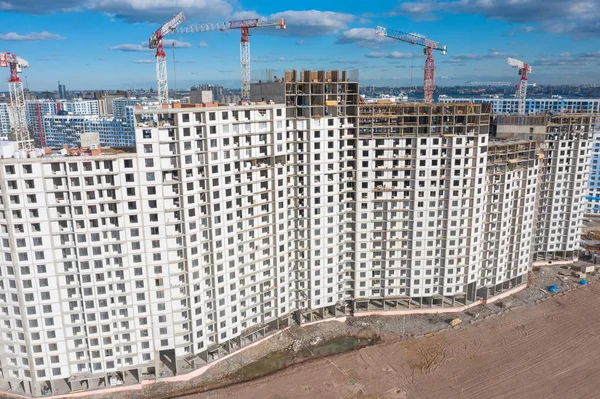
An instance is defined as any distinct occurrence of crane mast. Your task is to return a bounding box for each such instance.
[376,26,447,103]
[0,52,30,149]
[506,57,532,114]
[149,11,186,105]
[174,18,286,100]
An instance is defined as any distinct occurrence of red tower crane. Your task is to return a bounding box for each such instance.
[0,52,30,148]
[375,26,447,103]
[174,18,286,100]
[506,57,532,115]
[149,11,186,105]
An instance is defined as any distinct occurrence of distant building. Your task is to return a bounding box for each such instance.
[440,96,600,114]
[95,91,128,117]
[189,90,213,104]
[58,81,66,100]
[191,83,223,102]
[587,120,600,214]
[112,98,157,120]
[42,114,132,148]
[0,103,11,139]
[25,100,100,146]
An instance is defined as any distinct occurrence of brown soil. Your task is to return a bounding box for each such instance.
[184,282,600,399]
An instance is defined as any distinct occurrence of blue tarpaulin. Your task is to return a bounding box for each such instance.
[548,285,560,293]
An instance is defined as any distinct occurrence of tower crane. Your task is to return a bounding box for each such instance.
[149,11,186,105]
[376,26,447,103]
[506,57,532,115]
[174,18,286,100]
[0,52,30,148]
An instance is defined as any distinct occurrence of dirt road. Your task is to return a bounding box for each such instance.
[192,283,600,399]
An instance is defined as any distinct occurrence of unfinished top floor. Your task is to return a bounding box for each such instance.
[283,69,359,84]
[359,103,493,137]
[487,140,540,168]
[492,112,597,145]
[359,102,493,117]
[493,113,597,129]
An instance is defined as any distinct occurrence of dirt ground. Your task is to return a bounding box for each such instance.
[189,279,600,399]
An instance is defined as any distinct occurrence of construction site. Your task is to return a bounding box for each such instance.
[0,6,599,399]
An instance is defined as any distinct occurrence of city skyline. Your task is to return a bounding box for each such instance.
[0,0,598,90]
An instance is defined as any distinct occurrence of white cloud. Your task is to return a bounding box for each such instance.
[366,51,414,59]
[162,39,192,48]
[267,10,355,37]
[198,40,208,48]
[133,59,153,64]
[86,0,234,22]
[397,0,600,37]
[231,10,260,20]
[110,44,152,52]
[0,2,355,38]
[111,39,190,52]
[445,48,516,64]
[229,9,354,38]
[0,0,234,22]
[335,28,391,49]
[0,31,64,41]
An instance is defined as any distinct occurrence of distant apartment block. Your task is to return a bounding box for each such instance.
[112,98,157,121]
[440,96,600,114]
[0,103,10,139]
[42,115,133,148]
[25,100,100,146]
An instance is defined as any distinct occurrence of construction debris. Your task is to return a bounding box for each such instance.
[449,318,462,327]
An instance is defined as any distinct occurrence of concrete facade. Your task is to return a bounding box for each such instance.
[493,114,593,262]
[0,86,593,397]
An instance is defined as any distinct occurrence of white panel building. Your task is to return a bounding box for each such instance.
[25,100,101,146]
[0,84,593,396]
[42,115,132,148]
[440,96,600,114]
[480,141,539,298]
[0,103,11,139]
[493,113,593,262]
[0,104,291,397]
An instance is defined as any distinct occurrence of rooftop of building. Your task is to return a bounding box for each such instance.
[133,101,280,115]
[0,141,134,163]
[358,102,493,115]
[494,113,597,126]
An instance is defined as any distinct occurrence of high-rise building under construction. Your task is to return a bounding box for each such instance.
[0,70,594,397]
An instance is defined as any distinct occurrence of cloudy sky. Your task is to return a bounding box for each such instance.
[0,0,598,90]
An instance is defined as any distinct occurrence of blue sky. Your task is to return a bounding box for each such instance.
[0,0,599,90]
